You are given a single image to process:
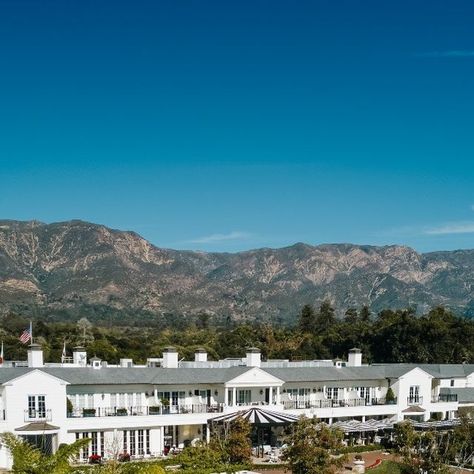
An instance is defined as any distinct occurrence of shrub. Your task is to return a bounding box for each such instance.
[386,387,396,404]
[82,408,96,417]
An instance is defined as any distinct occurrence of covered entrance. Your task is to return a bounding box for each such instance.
[210,407,298,455]
[15,422,59,455]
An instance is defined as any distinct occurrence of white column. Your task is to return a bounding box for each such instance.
[233,387,237,406]
[269,387,273,405]
[276,387,281,404]
[224,388,229,406]
[159,427,164,455]
[206,424,210,443]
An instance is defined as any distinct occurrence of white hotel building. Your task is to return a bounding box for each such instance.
[0,344,473,468]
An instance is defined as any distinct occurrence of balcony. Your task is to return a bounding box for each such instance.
[24,409,52,422]
[407,396,423,405]
[283,398,393,410]
[433,394,458,403]
[67,404,224,418]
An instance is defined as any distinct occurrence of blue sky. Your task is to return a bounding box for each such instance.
[0,0,473,252]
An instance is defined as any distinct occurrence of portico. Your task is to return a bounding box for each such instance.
[223,367,284,408]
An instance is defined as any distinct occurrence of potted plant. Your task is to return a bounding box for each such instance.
[385,387,396,405]
[88,454,102,464]
[116,407,128,416]
[118,452,130,462]
[82,408,96,417]
[149,405,161,415]
[66,398,74,416]
[160,397,170,413]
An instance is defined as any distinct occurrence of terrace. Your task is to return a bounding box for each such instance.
[66,403,224,418]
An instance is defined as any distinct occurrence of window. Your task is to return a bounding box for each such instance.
[123,431,128,453]
[450,379,455,387]
[237,389,252,405]
[82,432,89,460]
[129,430,136,455]
[27,395,46,419]
[146,430,150,454]
[76,394,94,410]
[138,430,144,455]
[286,388,299,397]
[326,387,340,400]
[157,391,186,407]
[100,431,104,456]
[91,432,98,455]
[356,387,371,402]
[409,386,420,403]
[118,393,127,408]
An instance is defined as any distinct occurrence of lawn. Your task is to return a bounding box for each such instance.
[368,460,411,474]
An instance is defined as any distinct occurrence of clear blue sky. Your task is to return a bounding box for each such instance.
[1,1,473,252]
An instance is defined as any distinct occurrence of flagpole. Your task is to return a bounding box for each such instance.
[30,320,33,345]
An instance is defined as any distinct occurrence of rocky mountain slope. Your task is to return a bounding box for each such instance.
[0,220,473,322]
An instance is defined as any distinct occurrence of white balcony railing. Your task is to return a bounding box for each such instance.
[24,409,52,422]
[283,398,394,410]
[67,404,223,418]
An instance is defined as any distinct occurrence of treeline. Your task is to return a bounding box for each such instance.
[0,304,473,364]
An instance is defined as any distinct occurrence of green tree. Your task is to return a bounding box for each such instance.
[298,304,317,333]
[393,421,450,473]
[176,442,223,471]
[225,417,252,465]
[283,416,346,474]
[314,300,337,333]
[1,432,90,474]
[359,305,371,322]
[446,415,474,468]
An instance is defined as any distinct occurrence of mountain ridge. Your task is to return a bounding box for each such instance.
[0,219,473,322]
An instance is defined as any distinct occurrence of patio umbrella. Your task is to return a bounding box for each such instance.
[331,418,393,433]
[211,407,299,425]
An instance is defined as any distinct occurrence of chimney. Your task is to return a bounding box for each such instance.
[73,346,87,367]
[348,348,362,367]
[162,347,178,368]
[195,348,208,363]
[120,358,133,368]
[246,347,261,368]
[27,343,44,368]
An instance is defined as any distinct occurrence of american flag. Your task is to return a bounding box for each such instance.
[19,328,31,344]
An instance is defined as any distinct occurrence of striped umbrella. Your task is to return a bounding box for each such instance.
[331,418,393,433]
[211,407,299,425]
[411,419,461,430]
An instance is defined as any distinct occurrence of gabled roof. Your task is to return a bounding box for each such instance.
[0,368,70,385]
[373,364,474,379]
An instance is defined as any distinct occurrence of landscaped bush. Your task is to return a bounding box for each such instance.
[337,443,382,454]
[82,408,96,417]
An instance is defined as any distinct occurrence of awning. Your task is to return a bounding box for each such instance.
[331,419,393,433]
[402,405,426,413]
[15,422,60,433]
[411,419,462,430]
[211,407,299,425]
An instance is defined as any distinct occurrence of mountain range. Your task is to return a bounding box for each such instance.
[0,220,473,323]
